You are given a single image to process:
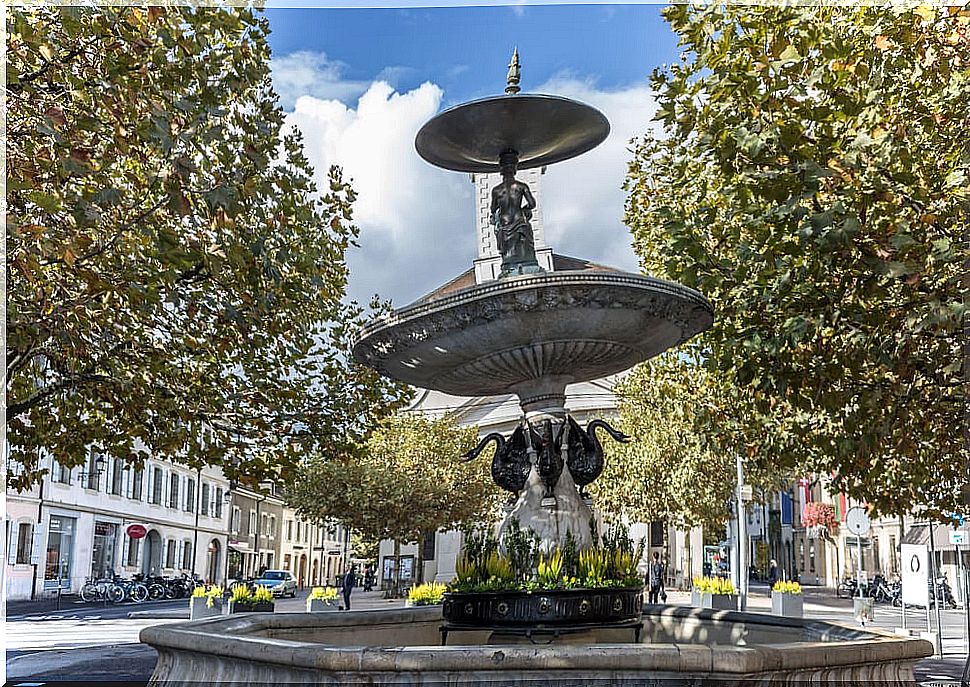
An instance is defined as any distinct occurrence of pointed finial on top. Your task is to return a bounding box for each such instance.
[506,47,521,95]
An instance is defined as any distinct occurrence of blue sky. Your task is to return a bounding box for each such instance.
[262,5,681,306]
[265,5,677,106]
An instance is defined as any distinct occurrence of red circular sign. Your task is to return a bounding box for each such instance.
[127,524,147,539]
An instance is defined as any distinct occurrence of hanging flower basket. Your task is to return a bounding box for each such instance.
[801,502,837,531]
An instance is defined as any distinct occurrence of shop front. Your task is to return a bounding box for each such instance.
[44,515,76,590]
[91,521,120,579]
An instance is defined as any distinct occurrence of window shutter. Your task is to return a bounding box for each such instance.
[146,466,153,503]
[122,534,130,567]
[7,525,18,565]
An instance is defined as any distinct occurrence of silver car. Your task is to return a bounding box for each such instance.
[253,570,297,598]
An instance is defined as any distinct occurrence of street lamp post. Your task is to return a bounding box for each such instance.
[736,453,748,611]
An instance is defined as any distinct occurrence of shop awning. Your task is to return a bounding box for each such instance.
[901,524,966,551]
[228,541,252,553]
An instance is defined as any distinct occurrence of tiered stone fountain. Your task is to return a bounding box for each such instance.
[141,54,933,686]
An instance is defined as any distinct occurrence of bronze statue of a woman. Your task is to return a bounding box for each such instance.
[490,151,541,277]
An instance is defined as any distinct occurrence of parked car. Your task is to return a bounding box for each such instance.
[252,570,297,598]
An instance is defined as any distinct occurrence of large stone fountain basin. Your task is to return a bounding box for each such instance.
[352,270,714,402]
[140,605,932,686]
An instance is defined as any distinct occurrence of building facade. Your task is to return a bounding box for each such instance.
[278,510,351,588]
[6,448,230,600]
[226,484,284,581]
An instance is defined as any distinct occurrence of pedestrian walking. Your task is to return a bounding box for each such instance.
[767,559,779,587]
[342,566,356,610]
[647,552,665,604]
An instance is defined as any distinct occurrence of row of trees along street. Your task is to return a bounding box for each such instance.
[8,4,968,583]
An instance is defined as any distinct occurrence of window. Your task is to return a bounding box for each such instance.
[231,506,241,534]
[110,458,124,496]
[422,530,436,561]
[151,467,163,504]
[270,515,276,538]
[168,473,180,509]
[261,514,268,537]
[296,521,302,542]
[185,478,196,513]
[130,469,143,501]
[165,540,177,568]
[45,516,76,584]
[90,522,118,578]
[51,461,72,485]
[214,488,223,518]
[181,540,192,570]
[286,520,293,542]
[201,483,210,516]
[249,511,257,535]
[127,537,140,567]
[86,448,102,491]
[15,522,33,564]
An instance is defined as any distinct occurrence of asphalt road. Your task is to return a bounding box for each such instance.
[5,586,969,686]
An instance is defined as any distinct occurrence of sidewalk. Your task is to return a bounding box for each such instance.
[126,589,404,619]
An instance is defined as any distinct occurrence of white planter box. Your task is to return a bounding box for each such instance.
[306,598,338,612]
[853,597,874,624]
[691,590,736,610]
[190,597,224,619]
[771,591,803,617]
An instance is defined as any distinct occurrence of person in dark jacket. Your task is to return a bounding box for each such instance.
[342,566,356,610]
[646,552,665,604]
[767,559,779,587]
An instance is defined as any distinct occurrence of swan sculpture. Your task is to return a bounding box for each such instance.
[562,416,630,498]
[461,425,534,494]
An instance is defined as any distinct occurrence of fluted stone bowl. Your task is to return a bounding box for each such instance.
[352,271,713,410]
[140,605,934,686]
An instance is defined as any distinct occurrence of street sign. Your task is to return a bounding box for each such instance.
[740,485,753,501]
[126,524,147,539]
[950,530,967,546]
[845,507,871,536]
[901,543,929,607]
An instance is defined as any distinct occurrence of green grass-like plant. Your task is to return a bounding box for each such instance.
[579,548,608,585]
[485,551,515,584]
[537,550,564,588]
[772,580,802,595]
[693,576,737,595]
[408,582,447,605]
[252,586,275,604]
[308,586,338,601]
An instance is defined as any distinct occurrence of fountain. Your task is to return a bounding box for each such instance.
[140,52,933,685]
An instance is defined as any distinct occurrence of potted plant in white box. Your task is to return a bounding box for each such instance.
[771,580,803,617]
[691,576,737,610]
[189,585,224,619]
[306,586,339,612]
[227,584,276,613]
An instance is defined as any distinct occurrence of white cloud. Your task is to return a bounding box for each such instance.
[271,51,370,110]
[535,75,661,275]
[285,81,474,306]
[281,62,659,307]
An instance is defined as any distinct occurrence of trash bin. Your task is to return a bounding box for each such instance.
[853,597,874,625]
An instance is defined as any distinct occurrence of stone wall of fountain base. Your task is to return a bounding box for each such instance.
[141,605,933,686]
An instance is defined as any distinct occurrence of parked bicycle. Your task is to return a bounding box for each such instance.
[79,577,114,603]
[108,574,149,603]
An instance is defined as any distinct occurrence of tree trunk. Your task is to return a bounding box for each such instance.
[393,539,401,598]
